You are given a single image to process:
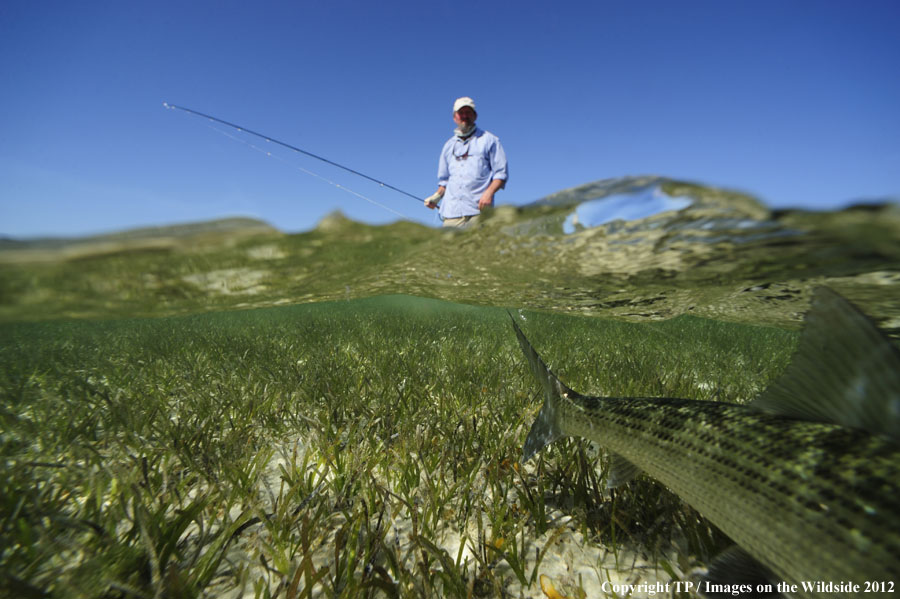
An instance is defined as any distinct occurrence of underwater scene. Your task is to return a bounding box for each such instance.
[2,176,899,598]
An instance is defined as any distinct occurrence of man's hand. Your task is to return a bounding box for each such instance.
[424,189,444,210]
[478,190,495,210]
[478,179,504,210]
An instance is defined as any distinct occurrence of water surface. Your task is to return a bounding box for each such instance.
[1,175,898,331]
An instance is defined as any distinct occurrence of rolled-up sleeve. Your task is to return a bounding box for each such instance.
[489,137,508,183]
[437,140,451,187]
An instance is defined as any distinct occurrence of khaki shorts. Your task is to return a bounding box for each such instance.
[442,214,480,229]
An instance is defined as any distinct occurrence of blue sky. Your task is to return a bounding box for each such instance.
[2,1,898,237]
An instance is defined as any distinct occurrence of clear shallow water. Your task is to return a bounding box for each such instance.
[3,175,898,599]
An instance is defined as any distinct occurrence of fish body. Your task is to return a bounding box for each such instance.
[515,288,900,597]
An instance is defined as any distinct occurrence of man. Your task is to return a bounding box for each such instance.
[424,97,508,228]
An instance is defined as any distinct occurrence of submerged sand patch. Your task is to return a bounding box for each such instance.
[205,437,688,599]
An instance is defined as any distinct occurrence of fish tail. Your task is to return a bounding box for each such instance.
[510,313,574,462]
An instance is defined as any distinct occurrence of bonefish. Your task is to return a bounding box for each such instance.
[514,288,900,597]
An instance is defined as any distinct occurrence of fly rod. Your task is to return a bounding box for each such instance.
[163,102,423,204]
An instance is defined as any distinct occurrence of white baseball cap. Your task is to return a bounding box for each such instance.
[453,97,476,113]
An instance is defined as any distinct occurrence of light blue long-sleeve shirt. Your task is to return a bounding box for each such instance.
[437,127,508,218]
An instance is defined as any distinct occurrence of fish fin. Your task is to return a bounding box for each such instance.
[606,452,642,489]
[510,312,577,463]
[700,546,781,598]
[750,286,900,441]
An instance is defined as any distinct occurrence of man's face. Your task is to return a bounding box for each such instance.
[453,106,476,128]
